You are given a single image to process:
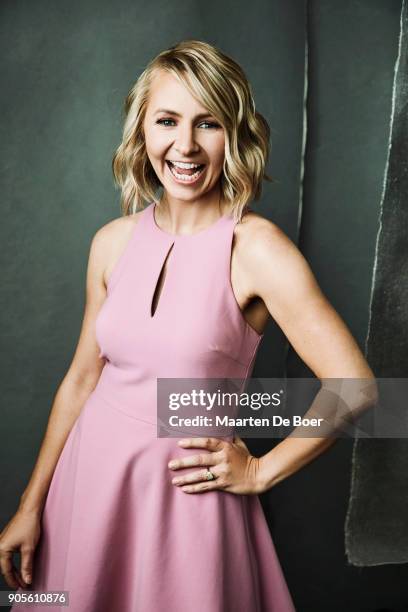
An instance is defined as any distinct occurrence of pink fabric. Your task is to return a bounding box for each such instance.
[12,202,295,611]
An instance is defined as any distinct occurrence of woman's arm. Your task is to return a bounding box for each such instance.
[1,216,140,588]
[239,215,377,492]
[17,226,111,516]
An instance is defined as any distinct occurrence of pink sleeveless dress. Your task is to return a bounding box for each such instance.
[12,202,295,612]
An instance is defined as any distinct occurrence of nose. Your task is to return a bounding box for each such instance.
[174,123,199,156]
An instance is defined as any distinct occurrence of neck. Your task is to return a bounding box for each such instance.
[157,192,230,235]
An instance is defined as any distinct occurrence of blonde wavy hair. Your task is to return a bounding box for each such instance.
[112,39,273,222]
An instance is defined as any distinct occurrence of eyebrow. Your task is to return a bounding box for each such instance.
[153,108,214,119]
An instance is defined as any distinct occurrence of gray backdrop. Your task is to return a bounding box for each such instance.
[345,0,408,568]
[1,1,407,610]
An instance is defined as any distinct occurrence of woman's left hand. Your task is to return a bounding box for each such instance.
[168,436,264,495]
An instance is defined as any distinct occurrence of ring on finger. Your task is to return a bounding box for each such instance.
[205,468,216,481]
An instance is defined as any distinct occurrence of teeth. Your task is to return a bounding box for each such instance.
[168,162,205,181]
[170,161,202,169]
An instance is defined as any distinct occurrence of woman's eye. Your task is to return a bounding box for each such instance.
[156,118,175,127]
[200,121,220,129]
[156,118,220,129]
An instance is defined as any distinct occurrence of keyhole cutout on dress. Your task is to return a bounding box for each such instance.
[150,242,175,317]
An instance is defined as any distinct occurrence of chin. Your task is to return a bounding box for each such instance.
[165,188,201,202]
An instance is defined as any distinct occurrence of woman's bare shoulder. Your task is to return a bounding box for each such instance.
[89,211,145,287]
[94,210,143,246]
[235,208,295,254]
[233,207,311,295]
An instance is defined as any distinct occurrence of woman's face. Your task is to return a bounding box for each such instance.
[143,69,226,204]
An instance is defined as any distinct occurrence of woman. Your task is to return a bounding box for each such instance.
[0,40,374,611]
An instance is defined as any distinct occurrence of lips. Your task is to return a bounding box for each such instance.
[165,160,206,184]
[166,160,205,172]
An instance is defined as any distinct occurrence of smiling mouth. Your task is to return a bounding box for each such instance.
[166,160,206,182]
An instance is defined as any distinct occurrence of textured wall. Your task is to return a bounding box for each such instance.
[345,0,408,567]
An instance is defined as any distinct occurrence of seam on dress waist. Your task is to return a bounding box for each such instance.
[91,388,157,426]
